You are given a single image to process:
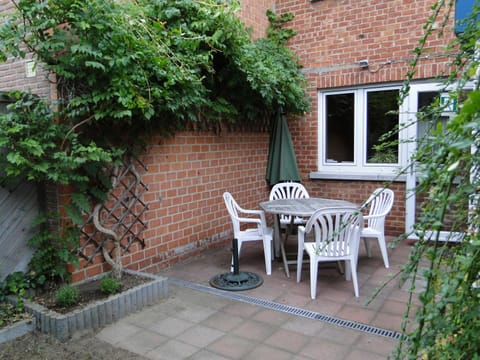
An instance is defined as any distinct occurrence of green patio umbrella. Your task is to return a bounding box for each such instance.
[265,109,301,186]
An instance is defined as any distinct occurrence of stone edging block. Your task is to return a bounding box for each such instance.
[0,318,35,344]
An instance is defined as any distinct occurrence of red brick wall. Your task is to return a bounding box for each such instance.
[239,0,276,39]
[70,130,272,282]
[274,0,456,238]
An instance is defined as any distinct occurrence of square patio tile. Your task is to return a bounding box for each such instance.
[280,316,326,336]
[202,311,245,332]
[96,322,142,345]
[264,328,309,353]
[231,319,275,341]
[187,349,231,360]
[336,304,377,324]
[146,339,199,360]
[222,302,261,318]
[354,333,397,357]
[180,324,225,347]
[299,338,350,359]
[148,316,195,337]
[242,344,293,360]
[206,333,255,359]
[118,330,168,355]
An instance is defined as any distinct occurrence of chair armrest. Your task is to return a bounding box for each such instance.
[237,208,267,223]
[237,216,262,226]
[239,208,264,216]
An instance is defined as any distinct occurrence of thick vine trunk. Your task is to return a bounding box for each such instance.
[93,203,123,281]
[90,161,142,281]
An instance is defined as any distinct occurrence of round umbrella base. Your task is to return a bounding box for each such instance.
[209,271,263,291]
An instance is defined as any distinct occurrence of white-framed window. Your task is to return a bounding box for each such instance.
[316,84,405,180]
[314,81,452,181]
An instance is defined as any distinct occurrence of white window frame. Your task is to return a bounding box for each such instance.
[314,83,408,181]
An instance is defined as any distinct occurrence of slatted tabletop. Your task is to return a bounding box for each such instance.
[260,197,358,217]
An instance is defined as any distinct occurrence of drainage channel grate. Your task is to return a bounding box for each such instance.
[168,277,402,340]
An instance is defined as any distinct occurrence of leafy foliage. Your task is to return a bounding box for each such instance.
[0,0,310,259]
[100,277,122,295]
[0,271,34,313]
[0,213,79,315]
[0,0,309,139]
[0,92,121,186]
[392,2,480,359]
[0,0,309,283]
[0,302,30,328]
[27,213,80,284]
[55,285,79,307]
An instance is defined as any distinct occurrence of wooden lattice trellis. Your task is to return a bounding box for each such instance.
[78,158,149,265]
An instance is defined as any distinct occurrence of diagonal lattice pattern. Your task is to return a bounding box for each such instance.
[78,158,149,265]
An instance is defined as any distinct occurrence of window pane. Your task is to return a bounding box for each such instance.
[326,93,354,163]
[417,91,442,138]
[366,90,399,163]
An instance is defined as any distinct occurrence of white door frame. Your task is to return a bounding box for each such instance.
[404,82,469,242]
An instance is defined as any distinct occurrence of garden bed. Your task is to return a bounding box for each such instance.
[7,270,168,341]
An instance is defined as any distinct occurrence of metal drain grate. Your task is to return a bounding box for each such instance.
[168,277,402,340]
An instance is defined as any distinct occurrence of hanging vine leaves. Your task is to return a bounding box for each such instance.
[0,0,310,280]
[392,2,480,359]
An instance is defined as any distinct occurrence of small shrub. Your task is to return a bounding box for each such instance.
[55,285,79,307]
[100,277,121,295]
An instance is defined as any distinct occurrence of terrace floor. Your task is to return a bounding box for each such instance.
[97,236,420,359]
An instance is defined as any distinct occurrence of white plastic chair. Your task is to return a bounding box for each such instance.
[269,182,310,277]
[223,192,273,275]
[296,206,362,298]
[269,182,310,227]
[360,188,394,268]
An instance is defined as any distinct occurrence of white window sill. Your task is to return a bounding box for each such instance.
[309,171,406,182]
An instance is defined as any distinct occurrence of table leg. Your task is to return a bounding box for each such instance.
[273,214,281,259]
[280,218,295,278]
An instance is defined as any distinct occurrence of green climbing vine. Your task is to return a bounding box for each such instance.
[392,1,480,358]
[0,0,309,283]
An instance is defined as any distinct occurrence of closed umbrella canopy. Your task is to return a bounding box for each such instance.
[266,110,301,186]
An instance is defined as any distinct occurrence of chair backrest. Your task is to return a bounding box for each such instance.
[304,206,362,257]
[269,182,310,224]
[269,182,310,201]
[223,192,241,235]
[363,188,394,231]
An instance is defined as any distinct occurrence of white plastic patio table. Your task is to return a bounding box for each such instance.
[259,197,358,277]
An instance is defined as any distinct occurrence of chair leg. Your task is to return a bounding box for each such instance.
[349,259,359,297]
[377,234,390,268]
[344,260,351,281]
[310,258,318,299]
[263,238,272,275]
[363,237,372,257]
[296,246,304,282]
